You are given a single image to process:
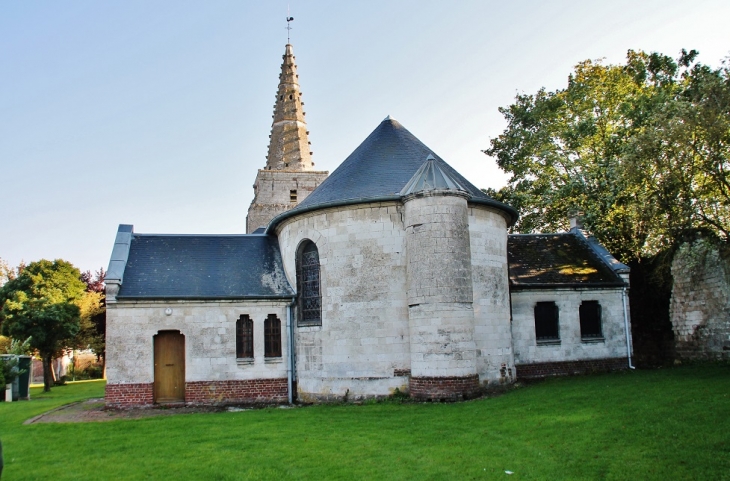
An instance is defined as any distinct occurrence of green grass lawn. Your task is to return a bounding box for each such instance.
[1,364,729,480]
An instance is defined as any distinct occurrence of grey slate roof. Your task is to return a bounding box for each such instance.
[507,230,627,289]
[267,117,517,232]
[112,230,294,300]
[400,155,466,195]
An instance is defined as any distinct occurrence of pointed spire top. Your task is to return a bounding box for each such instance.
[263,42,313,171]
[384,114,393,121]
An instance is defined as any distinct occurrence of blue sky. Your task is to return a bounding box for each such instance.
[1,1,728,273]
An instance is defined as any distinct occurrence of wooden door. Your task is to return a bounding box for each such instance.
[154,331,185,403]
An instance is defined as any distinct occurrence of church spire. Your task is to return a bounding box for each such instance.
[265,43,313,171]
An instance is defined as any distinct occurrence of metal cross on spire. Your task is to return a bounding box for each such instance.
[286,9,294,43]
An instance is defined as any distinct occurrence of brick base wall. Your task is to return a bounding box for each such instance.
[516,357,629,380]
[106,379,288,407]
[410,374,481,401]
[106,383,154,406]
[185,379,288,404]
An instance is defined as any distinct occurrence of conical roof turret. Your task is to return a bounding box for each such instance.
[400,154,467,196]
[265,43,313,171]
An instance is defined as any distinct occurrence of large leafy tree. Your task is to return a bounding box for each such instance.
[485,49,730,262]
[485,49,729,365]
[0,259,86,391]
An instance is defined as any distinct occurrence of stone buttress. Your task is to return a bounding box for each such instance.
[402,157,481,400]
[246,43,328,233]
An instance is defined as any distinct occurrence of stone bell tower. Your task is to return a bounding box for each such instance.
[246,43,328,233]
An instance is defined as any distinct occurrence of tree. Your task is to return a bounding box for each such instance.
[484,49,730,262]
[76,269,106,370]
[484,49,730,365]
[0,259,86,391]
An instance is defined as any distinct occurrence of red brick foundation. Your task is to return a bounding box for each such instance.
[185,379,288,404]
[516,357,629,380]
[106,379,288,406]
[410,374,481,401]
[105,383,154,406]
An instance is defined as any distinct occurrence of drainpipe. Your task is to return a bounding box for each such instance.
[622,286,635,369]
[286,297,296,404]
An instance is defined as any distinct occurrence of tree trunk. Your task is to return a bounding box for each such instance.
[42,354,53,392]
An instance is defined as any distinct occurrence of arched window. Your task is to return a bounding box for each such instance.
[297,240,321,326]
[264,314,282,358]
[236,315,253,358]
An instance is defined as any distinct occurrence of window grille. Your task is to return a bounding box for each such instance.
[236,315,253,358]
[534,301,560,341]
[580,301,603,339]
[264,314,282,358]
[290,190,297,202]
[297,241,321,326]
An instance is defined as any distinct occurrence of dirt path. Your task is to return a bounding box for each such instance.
[24,399,230,424]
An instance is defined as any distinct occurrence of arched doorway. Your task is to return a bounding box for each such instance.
[153,330,185,403]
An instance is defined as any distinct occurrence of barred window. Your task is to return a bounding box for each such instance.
[296,240,321,326]
[264,314,282,358]
[236,315,253,358]
[580,301,603,339]
[535,301,559,341]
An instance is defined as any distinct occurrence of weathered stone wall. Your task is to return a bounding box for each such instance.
[404,192,478,390]
[106,300,291,405]
[277,202,411,400]
[468,205,514,385]
[246,169,328,233]
[510,288,631,370]
[670,241,730,360]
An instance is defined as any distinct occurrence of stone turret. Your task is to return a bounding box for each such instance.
[246,43,328,233]
[402,156,480,400]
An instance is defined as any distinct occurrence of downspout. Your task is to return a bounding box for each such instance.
[286,297,296,404]
[622,286,635,369]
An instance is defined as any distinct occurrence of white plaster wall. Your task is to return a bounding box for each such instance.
[277,202,411,398]
[510,288,630,365]
[468,206,514,383]
[106,300,290,384]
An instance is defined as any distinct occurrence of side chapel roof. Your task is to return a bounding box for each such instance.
[507,228,629,289]
[266,117,517,232]
[106,225,294,300]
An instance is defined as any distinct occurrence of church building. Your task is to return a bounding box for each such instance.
[104,43,633,406]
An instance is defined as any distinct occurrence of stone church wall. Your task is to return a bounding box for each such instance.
[511,287,630,377]
[468,205,514,385]
[246,169,328,233]
[404,193,476,377]
[276,202,411,401]
[106,300,290,405]
[670,241,730,360]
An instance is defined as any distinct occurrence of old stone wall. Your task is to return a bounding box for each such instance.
[277,202,411,400]
[511,288,630,370]
[106,300,290,395]
[404,192,478,385]
[670,241,730,360]
[468,205,514,385]
[246,169,328,233]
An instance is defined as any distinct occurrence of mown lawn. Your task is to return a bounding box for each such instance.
[1,364,729,480]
